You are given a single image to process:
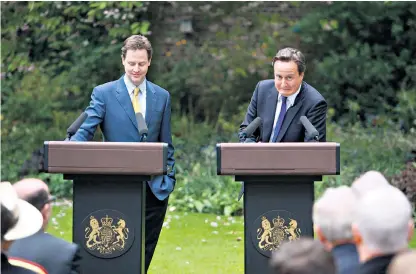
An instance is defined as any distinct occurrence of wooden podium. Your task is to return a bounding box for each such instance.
[216,142,340,274]
[43,141,168,274]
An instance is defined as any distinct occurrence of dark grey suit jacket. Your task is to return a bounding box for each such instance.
[239,80,327,142]
[8,231,81,274]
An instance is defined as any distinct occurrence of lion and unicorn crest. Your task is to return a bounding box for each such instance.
[256,215,301,251]
[84,215,129,254]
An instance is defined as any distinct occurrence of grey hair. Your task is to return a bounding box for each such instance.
[351,170,391,198]
[272,47,306,74]
[313,186,358,242]
[270,238,336,274]
[354,186,412,254]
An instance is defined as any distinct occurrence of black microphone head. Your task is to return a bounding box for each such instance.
[135,112,148,136]
[242,117,262,137]
[67,112,88,135]
[300,116,319,139]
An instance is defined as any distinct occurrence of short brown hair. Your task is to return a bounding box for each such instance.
[121,35,153,60]
[270,238,336,274]
[272,47,306,74]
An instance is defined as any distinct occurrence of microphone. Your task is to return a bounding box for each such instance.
[240,117,262,142]
[65,112,88,140]
[300,116,319,141]
[135,112,148,142]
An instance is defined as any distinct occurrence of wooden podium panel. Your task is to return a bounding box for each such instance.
[217,142,340,175]
[44,141,167,175]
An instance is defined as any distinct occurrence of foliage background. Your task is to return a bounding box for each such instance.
[2,1,415,215]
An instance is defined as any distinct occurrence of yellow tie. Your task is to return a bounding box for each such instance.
[132,87,141,113]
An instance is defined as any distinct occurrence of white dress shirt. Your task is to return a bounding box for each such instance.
[269,85,302,142]
[124,74,147,119]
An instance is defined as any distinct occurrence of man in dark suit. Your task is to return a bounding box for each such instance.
[352,186,413,274]
[70,35,175,272]
[8,178,81,274]
[313,186,360,274]
[239,47,327,143]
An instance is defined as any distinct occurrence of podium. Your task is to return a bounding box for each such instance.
[43,141,168,274]
[216,142,340,274]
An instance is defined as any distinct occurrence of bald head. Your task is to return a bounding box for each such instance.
[13,178,49,201]
[13,178,52,230]
[351,170,391,198]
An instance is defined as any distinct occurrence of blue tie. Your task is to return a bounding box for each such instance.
[272,96,287,142]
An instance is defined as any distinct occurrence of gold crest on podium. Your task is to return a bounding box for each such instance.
[82,210,134,258]
[252,210,302,257]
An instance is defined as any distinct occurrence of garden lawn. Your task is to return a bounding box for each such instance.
[47,204,416,274]
[47,204,244,274]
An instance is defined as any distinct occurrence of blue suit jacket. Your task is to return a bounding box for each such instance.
[71,75,175,201]
[331,243,359,274]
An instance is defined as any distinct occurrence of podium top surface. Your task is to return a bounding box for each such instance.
[43,141,167,175]
[217,142,340,176]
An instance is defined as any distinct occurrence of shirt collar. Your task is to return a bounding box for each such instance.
[278,83,302,107]
[123,74,147,95]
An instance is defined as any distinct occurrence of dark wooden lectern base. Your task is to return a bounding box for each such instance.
[65,175,149,274]
[237,175,321,274]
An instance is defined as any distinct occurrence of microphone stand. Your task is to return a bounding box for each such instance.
[64,132,73,141]
[140,134,148,142]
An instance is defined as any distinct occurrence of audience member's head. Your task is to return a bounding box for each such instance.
[352,186,413,262]
[269,238,336,274]
[351,170,391,197]
[387,250,416,274]
[13,178,54,230]
[313,186,357,250]
[0,182,43,251]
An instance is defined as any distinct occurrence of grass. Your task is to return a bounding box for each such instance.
[48,203,416,274]
[47,203,244,274]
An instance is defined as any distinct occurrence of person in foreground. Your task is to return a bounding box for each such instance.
[8,178,81,274]
[387,250,416,274]
[352,186,413,274]
[70,34,176,271]
[239,47,327,143]
[313,186,360,274]
[1,182,44,274]
[269,237,336,274]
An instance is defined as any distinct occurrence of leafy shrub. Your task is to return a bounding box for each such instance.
[297,1,416,127]
[390,161,416,219]
[317,117,415,197]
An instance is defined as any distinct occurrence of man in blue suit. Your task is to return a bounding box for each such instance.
[71,35,175,272]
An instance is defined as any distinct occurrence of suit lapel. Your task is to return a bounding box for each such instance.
[115,77,138,131]
[145,81,157,125]
[275,83,305,142]
[264,87,278,141]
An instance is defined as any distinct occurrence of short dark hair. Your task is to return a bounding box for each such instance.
[121,35,153,61]
[270,238,336,274]
[25,189,54,211]
[1,203,18,240]
[272,47,306,74]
